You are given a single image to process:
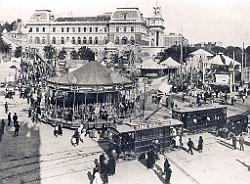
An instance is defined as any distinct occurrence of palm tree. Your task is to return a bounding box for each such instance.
[43,45,56,62]
[0,40,12,59]
[14,46,22,58]
[70,49,79,60]
[58,49,67,60]
[78,46,95,61]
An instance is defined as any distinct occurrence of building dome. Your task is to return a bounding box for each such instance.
[29,10,55,22]
[111,7,143,21]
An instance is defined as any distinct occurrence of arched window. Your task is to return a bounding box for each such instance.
[52,37,56,44]
[72,37,75,44]
[78,37,81,44]
[89,37,92,44]
[115,37,119,45]
[61,37,65,44]
[121,36,128,45]
[104,37,108,44]
[83,37,87,44]
[35,37,40,44]
[42,36,46,44]
[94,37,98,44]
[29,36,33,44]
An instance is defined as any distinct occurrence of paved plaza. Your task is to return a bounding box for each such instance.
[1,89,250,184]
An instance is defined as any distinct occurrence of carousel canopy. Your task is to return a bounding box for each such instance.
[48,61,133,87]
[160,57,180,68]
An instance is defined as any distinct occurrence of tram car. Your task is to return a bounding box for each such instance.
[172,105,227,133]
[107,118,183,157]
[217,109,249,139]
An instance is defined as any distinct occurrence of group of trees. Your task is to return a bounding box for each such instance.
[156,44,250,66]
[0,21,17,33]
[0,37,11,56]
[42,45,95,61]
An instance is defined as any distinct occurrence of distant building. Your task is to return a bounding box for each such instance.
[22,7,165,50]
[192,41,223,48]
[163,33,188,48]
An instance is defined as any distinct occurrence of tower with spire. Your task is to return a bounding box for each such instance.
[146,1,165,47]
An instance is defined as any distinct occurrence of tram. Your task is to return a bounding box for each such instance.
[107,118,183,157]
[172,105,227,133]
[217,109,249,139]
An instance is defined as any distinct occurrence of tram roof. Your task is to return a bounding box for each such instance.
[172,104,227,113]
[227,106,250,118]
[108,118,183,134]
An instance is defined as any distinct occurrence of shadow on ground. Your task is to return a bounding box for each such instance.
[0,120,41,184]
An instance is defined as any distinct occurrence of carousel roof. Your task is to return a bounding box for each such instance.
[48,61,133,86]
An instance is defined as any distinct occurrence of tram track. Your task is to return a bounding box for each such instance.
[0,144,104,171]
[1,148,104,183]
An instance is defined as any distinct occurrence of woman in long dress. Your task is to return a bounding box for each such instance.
[92,171,102,184]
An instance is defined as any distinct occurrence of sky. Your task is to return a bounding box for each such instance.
[0,0,250,47]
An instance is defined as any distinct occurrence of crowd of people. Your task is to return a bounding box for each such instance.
[0,102,21,142]
[88,150,118,184]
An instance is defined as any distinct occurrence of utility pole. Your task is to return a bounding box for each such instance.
[241,42,244,83]
[180,28,183,89]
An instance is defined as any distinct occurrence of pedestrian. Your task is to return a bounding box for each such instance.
[58,123,63,136]
[54,124,59,137]
[163,157,170,173]
[0,126,3,142]
[13,113,18,127]
[1,119,6,135]
[174,135,181,149]
[232,135,237,150]
[5,102,8,114]
[93,159,101,177]
[197,136,203,153]
[8,112,11,126]
[108,150,117,175]
[146,148,156,169]
[72,129,80,145]
[239,134,244,151]
[242,95,245,103]
[187,138,194,155]
[92,171,103,184]
[164,164,172,184]
[14,121,20,137]
[87,171,94,184]
[99,153,109,184]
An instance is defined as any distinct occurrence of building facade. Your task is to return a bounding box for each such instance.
[24,7,165,50]
[163,33,188,48]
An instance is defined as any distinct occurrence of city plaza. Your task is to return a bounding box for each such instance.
[1,5,250,184]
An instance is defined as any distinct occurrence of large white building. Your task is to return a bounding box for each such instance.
[24,7,165,50]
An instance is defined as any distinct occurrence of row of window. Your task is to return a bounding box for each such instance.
[29,26,137,33]
[29,36,135,45]
[116,26,134,32]
[29,26,108,33]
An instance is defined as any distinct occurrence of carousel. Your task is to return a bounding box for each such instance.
[44,61,137,129]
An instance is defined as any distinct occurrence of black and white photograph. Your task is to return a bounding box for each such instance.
[0,0,250,183]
